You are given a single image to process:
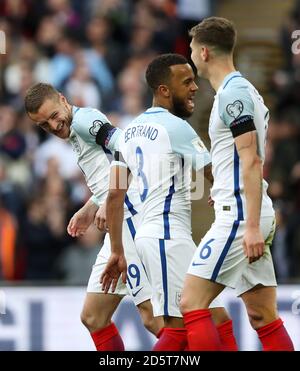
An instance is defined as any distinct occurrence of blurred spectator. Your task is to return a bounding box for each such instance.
[117,93,144,129]
[64,51,102,109]
[0,0,31,37]
[46,0,81,30]
[33,135,79,180]
[286,210,300,279]
[36,15,64,58]
[23,196,67,280]
[177,0,211,21]
[265,0,300,281]
[267,114,300,200]
[57,224,104,284]
[272,202,290,281]
[49,31,79,89]
[0,105,32,188]
[0,157,25,220]
[0,195,18,280]
[85,15,124,77]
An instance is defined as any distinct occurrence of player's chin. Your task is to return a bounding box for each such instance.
[57,128,70,139]
[196,68,204,78]
[184,104,194,117]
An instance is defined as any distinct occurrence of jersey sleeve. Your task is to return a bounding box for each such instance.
[90,194,100,206]
[105,127,122,152]
[110,130,129,168]
[218,86,255,136]
[167,118,211,171]
[72,108,117,149]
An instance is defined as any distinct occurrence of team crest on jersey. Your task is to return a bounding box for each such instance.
[89,120,104,137]
[226,100,244,119]
[175,292,181,307]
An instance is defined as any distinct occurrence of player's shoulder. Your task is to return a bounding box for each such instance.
[219,75,252,100]
[71,106,111,140]
[161,110,190,131]
[128,107,193,139]
[129,108,186,135]
[73,106,109,125]
[139,107,184,124]
[218,75,255,117]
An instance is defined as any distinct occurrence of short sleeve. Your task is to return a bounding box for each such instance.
[106,127,122,152]
[72,107,117,149]
[90,195,100,206]
[167,118,211,171]
[110,130,128,168]
[219,86,254,128]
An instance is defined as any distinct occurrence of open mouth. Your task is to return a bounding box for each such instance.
[56,121,65,132]
[187,97,195,109]
[53,122,67,137]
[57,122,65,131]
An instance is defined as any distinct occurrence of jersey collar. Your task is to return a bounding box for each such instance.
[72,105,80,116]
[70,105,80,128]
[217,71,242,94]
[145,107,168,114]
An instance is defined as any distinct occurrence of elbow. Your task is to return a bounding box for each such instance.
[107,189,126,204]
[242,154,262,171]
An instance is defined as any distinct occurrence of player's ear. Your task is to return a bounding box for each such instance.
[59,93,67,104]
[158,84,170,98]
[60,94,70,109]
[201,46,209,62]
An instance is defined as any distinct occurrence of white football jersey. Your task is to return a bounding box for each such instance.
[209,71,274,220]
[69,106,140,218]
[114,107,211,239]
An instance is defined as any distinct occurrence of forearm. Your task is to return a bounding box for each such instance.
[242,157,263,227]
[84,196,99,215]
[106,192,125,253]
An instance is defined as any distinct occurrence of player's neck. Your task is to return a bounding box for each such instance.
[207,59,236,92]
[67,102,73,112]
[152,98,169,111]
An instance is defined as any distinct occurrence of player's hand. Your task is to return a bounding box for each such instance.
[100,253,127,293]
[67,205,97,237]
[243,227,265,264]
[94,203,107,232]
[208,195,214,207]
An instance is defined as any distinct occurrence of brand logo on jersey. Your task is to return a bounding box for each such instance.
[191,261,206,266]
[175,292,181,307]
[69,135,81,155]
[191,137,205,153]
[226,100,244,119]
[132,287,143,297]
[89,120,104,137]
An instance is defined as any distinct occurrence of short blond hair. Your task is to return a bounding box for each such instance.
[25,83,59,113]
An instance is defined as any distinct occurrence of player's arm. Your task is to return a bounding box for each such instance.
[72,108,120,151]
[235,130,264,263]
[220,88,264,263]
[94,201,107,232]
[100,153,131,293]
[67,196,99,237]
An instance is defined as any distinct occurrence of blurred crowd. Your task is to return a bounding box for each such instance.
[0,0,210,283]
[267,0,300,281]
[0,0,299,284]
